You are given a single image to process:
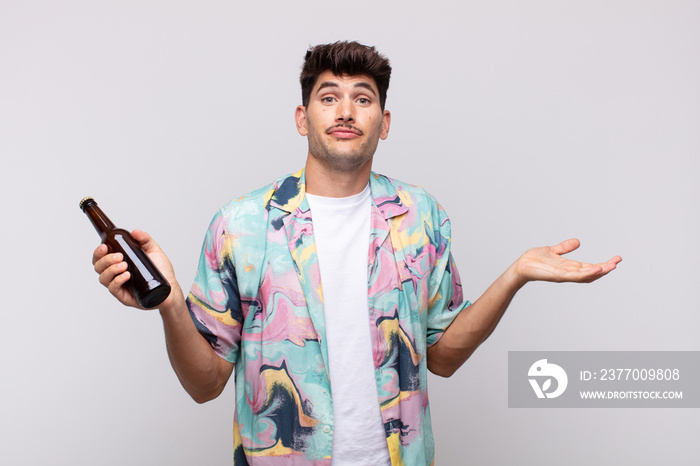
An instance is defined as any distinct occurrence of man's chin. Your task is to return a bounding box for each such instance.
[314,153,373,172]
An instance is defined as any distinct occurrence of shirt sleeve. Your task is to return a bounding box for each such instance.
[425,203,471,347]
[185,209,243,363]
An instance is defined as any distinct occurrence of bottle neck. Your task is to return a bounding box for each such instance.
[83,202,116,239]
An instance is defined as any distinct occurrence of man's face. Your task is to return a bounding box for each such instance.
[296,71,391,173]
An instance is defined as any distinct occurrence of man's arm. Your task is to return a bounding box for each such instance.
[427,238,621,378]
[92,230,233,403]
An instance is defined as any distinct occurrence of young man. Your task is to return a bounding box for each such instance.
[92,41,621,465]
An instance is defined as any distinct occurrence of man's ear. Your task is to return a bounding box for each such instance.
[380,110,391,140]
[295,105,308,136]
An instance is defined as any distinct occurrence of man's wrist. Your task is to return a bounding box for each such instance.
[158,283,186,318]
[505,259,529,291]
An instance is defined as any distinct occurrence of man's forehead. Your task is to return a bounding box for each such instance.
[312,71,379,94]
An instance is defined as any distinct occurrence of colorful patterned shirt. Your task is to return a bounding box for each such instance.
[186,169,471,465]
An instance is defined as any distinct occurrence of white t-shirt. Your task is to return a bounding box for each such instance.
[305,185,392,465]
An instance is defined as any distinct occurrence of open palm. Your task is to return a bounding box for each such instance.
[515,238,621,284]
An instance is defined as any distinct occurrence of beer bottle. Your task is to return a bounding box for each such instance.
[79,197,172,309]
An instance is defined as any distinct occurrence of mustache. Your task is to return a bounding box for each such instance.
[325,123,363,135]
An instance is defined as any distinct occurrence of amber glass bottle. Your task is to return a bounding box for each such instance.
[79,197,171,309]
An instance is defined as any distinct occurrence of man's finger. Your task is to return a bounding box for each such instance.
[574,258,621,282]
[600,256,622,274]
[92,244,108,266]
[131,229,159,253]
[107,270,131,296]
[94,252,123,275]
[99,260,128,287]
[549,238,581,256]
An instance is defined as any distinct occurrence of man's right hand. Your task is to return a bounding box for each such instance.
[92,229,179,310]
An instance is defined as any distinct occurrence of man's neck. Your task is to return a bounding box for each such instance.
[304,156,372,198]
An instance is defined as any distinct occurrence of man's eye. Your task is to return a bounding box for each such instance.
[358,98,370,104]
[322,96,335,103]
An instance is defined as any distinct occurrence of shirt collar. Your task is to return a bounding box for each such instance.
[267,168,408,219]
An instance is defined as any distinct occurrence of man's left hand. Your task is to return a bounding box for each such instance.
[513,238,621,285]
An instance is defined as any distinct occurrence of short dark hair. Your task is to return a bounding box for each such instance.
[300,41,392,110]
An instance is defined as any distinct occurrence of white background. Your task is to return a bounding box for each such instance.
[1,0,698,464]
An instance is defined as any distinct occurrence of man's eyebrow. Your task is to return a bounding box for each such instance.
[353,82,377,96]
[316,81,339,93]
[315,81,377,96]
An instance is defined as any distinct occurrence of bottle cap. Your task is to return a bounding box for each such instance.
[79,197,96,212]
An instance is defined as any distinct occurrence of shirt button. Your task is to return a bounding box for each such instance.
[323,425,331,433]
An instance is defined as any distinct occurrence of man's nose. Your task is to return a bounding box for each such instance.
[336,99,354,122]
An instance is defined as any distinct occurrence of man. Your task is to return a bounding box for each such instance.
[92,41,621,465]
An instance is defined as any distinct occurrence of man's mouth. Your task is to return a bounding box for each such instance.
[327,125,363,139]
